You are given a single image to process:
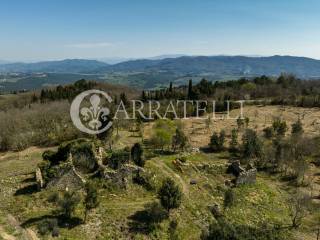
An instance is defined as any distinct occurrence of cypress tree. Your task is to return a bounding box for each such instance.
[188,79,193,99]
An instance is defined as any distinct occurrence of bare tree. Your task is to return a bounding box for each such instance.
[289,192,311,229]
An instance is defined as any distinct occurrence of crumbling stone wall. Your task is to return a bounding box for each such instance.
[103,164,144,189]
[227,160,257,186]
[46,164,86,191]
[35,168,44,190]
[235,168,256,185]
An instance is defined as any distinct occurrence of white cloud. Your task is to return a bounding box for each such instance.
[65,42,114,48]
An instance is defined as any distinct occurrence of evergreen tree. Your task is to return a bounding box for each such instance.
[242,129,262,159]
[120,92,129,105]
[84,182,99,222]
[172,127,188,152]
[210,130,226,152]
[188,79,193,99]
[158,178,182,212]
[131,143,145,167]
[224,188,235,208]
[141,90,147,101]
[169,82,173,93]
[273,119,287,136]
[291,119,303,135]
[55,190,81,220]
[229,128,238,153]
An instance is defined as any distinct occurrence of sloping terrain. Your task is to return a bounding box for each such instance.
[0,105,319,239]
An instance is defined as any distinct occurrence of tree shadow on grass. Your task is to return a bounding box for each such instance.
[21,176,36,183]
[128,202,168,234]
[199,146,212,153]
[14,183,39,196]
[21,214,82,230]
[153,150,175,155]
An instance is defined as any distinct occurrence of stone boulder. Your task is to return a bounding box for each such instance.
[227,161,257,186]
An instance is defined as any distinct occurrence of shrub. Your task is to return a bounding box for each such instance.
[168,219,180,240]
[133,170,155,191]
[229,128,238,153]
[54,190,81,220]
[210,130,226,152]
[245,117,250,127]
[152,128,173,150]
[237,117,245,129]
[242,129,263,159]
[131,143,145,167]
[43,138,92,166]
[224,188,235,208]
[42,150,57,164]
[151,119,176,150]
[108,148,130,169]
[263,126,274,139]
[272,119,287,136]
[291,119,303,135]
[158,178,182,212]
[84,181,99,222]
[172,127,188,151]
[71,141,97,173]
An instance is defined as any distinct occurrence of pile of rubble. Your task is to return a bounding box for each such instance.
[36,139,149,191]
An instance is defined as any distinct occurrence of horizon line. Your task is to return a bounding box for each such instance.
[1,54,320,64]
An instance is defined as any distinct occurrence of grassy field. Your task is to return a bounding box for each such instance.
[0,105,320,239]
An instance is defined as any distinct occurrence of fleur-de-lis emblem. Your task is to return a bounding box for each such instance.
[70,90,113,134]
[80,94,110,130]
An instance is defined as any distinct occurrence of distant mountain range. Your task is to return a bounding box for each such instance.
[0,59,108,73]
[1,55,320,92]
[95,55,320,78]
[1,55,320,77]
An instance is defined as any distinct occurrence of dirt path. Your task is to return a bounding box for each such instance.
[149,159,189,196]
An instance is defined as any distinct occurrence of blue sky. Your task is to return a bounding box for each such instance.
[1,0,320,61]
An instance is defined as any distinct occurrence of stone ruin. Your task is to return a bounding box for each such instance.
[36,139,148,191]
[36,153,87,191]
[227,160,256,186]
[103,164,145,189]
[35,167,44,190]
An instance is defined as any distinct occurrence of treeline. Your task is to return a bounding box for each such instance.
[39,79,97,102]
[142,74,320,108]
[0,79,140,151]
